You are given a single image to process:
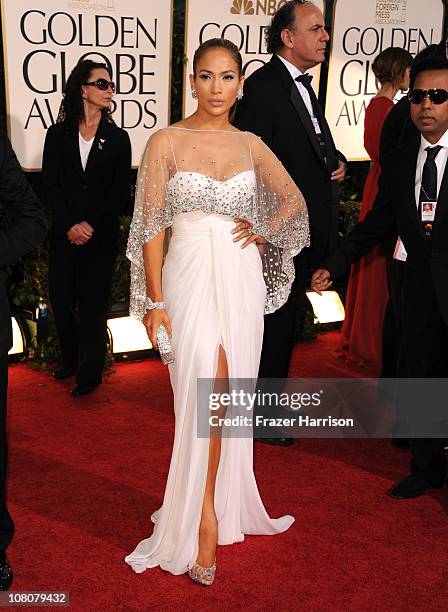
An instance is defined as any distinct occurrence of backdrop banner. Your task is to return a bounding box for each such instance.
[0,0,172,169]
[183,0,324,118]
[325,0,445,161]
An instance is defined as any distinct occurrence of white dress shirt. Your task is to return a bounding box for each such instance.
[414,129,448,207]
[395,128,448,262]
[276,54,321,135]
[79,133,94,171]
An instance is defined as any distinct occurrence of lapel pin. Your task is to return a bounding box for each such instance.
[98,138,106,150]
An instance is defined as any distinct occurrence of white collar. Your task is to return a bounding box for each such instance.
[419,129,448,154]
[276,54,304,81]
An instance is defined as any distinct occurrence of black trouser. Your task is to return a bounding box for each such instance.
[381,244,406,380]
[400,293,448,484]
[0,355,14,553]
[256,251,311,423]
[379,248,406,433]
[259,251,311,380]
[49,236,116,387]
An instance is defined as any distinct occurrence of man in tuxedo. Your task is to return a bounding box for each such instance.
[0,133,47,588]
[379,45,444,443]
[234,0,346,445]
[312,57,448,499]
[380,42,448,159]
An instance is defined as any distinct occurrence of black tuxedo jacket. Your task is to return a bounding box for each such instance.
[0,133,47,354]
[234,55,345,264]
[323,132,448,329]
[380,96,419,159]
[42,116,131,242]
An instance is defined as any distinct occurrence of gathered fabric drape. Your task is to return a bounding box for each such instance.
[125,128,309,575]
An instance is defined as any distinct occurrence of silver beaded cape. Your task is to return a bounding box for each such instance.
[127,127,310,320]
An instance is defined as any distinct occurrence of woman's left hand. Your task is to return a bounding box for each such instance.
[232,218,268,249]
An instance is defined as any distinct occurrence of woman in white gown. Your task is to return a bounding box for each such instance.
[125,38,309,584]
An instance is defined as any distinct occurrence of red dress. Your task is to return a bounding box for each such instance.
[337,96,393,369]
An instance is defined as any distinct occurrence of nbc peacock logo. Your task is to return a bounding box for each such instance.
[230,0,255,15]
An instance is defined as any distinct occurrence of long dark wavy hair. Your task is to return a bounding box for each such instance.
[56,59,114,126]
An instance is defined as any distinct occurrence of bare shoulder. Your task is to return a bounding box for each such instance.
[145,127,172,145]
[140,128,173,159]
[244,131,269,151]
[168,121,188,129]
[244,130,262,140]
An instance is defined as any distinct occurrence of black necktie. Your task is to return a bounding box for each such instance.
[295,73,313,88]
[295,74,328,161]
[419,145,442,236]
[295,74,318,117]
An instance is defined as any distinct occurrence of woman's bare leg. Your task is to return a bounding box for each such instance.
[195,345,228,575]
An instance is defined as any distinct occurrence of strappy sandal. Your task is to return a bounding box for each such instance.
[188,560,216,586]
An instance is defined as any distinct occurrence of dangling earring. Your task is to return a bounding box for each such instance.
[191,90,197,99]
[237,90,243,101]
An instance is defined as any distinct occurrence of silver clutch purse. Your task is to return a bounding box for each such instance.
[156,323,175,365]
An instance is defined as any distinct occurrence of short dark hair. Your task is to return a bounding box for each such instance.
[410,42,448,87]
[371,47,413,85]
[193,38,243,76]
[265,0,310,55]
[57,59,113,126]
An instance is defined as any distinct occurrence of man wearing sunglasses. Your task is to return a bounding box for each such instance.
[380,41,448,159]
[311,55,448,500]
[378,44,448,454]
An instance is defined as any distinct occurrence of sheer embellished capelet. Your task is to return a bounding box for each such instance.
[126,127,310,319]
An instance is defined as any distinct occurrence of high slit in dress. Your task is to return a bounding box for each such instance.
[125,128,310,575]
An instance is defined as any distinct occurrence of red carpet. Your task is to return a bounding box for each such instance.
[6,332,448,610]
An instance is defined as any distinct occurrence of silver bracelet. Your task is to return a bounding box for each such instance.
[145,297,166,311]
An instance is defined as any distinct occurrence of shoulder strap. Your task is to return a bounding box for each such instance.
[245,132,255,170]
[164,128,178,173]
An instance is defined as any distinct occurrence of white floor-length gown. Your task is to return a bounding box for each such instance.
[125,128,309,575]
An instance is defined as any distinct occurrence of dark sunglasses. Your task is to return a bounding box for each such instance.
[83,78,115,92]
[408,88,448,105]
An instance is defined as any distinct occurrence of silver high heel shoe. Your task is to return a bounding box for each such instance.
[188,560,216,586]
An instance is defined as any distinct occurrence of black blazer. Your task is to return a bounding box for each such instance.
[380,96,419,159]
[42,115,131,241]
[234,55,345,264]
[323,132,448,328]
[0,132,47,354]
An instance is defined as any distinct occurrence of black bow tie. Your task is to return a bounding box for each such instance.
[295,74,313,88]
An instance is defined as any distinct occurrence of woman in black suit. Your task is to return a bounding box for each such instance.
[43,60,131,396]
